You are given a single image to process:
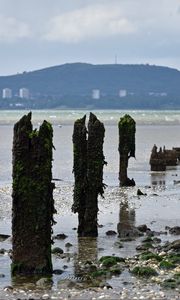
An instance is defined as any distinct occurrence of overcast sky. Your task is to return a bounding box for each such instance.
[0,0,180,75]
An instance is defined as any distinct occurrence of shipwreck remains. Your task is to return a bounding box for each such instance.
[72,113,106,237]
[118,114,136,186]
[150,144,178,171]
[12,112,55,275]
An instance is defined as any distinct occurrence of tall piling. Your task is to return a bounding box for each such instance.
[72,113,106,237]
[72,115,87,236]
[118,114,136,186]
[12,112,55,275]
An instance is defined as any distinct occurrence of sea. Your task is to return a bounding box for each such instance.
[0,109,180,291]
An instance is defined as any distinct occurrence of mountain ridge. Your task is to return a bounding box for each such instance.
[0,63,180,109]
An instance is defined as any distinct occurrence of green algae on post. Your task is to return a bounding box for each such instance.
[12,112,55,275]
[72,113,106,237]
[118,114,136,186]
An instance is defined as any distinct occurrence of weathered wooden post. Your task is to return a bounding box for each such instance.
[84,113,106,237]
[72,113,106,237]
[118,114,136,186]
[72,115,87,236]
[12,112,55,275]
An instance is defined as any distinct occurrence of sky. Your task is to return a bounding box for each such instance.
[0,0,180,75]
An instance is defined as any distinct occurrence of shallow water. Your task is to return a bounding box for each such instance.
[0,110,180,297]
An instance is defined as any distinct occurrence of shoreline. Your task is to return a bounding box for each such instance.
[0,183,180,299]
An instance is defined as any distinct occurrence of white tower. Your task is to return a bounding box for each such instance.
[19,88,30,99]
[2,88,12,99]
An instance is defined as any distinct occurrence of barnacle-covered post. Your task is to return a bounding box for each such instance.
[12,112,55,275]
[84,113,106,237]
[118,114,136,186]
[72,115,87,236]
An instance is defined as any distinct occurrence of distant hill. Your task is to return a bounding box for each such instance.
[0,63,180,109]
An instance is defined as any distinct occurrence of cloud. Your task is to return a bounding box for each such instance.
[43,4,136,43]
[0,15,31,42]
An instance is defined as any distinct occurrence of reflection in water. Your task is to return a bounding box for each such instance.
[151,173,166,190]
[117,192,137,238]
[74,237,97,279]
[11,274,53,290]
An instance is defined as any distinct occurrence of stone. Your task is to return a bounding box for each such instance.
[53,269,64,275]
[36,277,53,287]
[169,226,180,235]
[54,233,68,240]
[65,242,73,248]
[52,247,64,255]
[106,230,117,236]
[137,224,148,233]
[137,189,147,196]
[0,234,10,241]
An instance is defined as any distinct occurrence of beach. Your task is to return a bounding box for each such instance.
[0,110,180,299]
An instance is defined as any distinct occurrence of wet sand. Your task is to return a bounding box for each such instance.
[0,181,180,299]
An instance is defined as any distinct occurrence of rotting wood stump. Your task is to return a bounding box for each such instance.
[72,113,106,237]
[12,112,56,275]
[118,114,136,186]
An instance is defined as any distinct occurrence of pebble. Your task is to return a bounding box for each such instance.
[42,294,50,300]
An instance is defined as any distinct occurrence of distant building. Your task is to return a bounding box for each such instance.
[2,88,12,99]
[92,89,100,99]
[119,89,127,98]
[19,88,29,99]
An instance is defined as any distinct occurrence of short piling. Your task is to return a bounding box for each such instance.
[118,114,136,186]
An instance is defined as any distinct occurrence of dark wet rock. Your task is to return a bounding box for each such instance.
[109,265,122,276]
[161,278,178,289]
[166,239,180,251]
[137,224,148,232]
[0,248,5,255]
[52,247,64,255]
[36,277,53,287]
[0,273,5,278]
[54,233,68,240]
[3,286,13,291]
[53,269,64,275]
[141,236,153,243]
[99,281,113,289]
[65,242,73,248]
[106,230,117,236]
[98,247,105,251]
[136,243,154,251]
[98,224,104,228]
[137,189,147,196]
[153,237,162,244]
[63,265,68,269]
[146,229,155,237]
[0,234,10,241]
[114,241,123,248]
[169,226,180,235]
